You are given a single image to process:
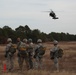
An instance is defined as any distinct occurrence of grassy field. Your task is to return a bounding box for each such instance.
[0,42,76,75]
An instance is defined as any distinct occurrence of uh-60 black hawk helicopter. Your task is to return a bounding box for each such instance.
[49,10,59,19]
[43,9,59,19]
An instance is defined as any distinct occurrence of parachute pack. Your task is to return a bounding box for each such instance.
[9,44,17,54]
[19,44,28,57]
[5,44,17,57]
[34,46,46,58]
[38,46,46,55]
[50,48,63,59]
[58,48,63,58]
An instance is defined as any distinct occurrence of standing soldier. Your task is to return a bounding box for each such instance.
[20,38,29,70]
[17,38,23,70]
[50,40,60,71]
[5,38,16,71]
[34,39,45,69]
[27,39,34,69]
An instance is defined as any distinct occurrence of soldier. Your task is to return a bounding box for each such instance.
[21,39,29,69]
[34,39,45,69]
[27,39,34,69]
[16,37,23,70]
[5,38,14,71]
[50,40,59,71]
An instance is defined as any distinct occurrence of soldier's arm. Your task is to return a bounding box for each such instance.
[50,47,55,52]
[16,42,22,51]
[5,44,11,52]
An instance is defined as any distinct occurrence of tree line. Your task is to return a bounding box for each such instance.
[0,25,76,44]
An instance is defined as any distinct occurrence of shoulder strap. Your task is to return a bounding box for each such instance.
[17,42,21,49]
[8,44,12,52]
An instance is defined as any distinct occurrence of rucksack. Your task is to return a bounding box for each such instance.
[58,48,63,58]
[9,44,17,54]
[38,46,46,55]
[50,48,63,59]
[34,46,46,58]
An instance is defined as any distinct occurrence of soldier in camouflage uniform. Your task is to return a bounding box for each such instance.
[27,39,34,69]
[50,40,59,71]
[34,39,45,69]
[17,38,23,70]
[18,38,29,70]
[5,38,14,71]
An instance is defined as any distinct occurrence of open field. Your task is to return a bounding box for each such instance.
[0,42,76,75]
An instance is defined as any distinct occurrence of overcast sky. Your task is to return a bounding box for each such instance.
[0,0,76,34]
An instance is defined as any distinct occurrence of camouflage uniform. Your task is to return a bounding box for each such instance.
[17,38,29,70]
[17,38,23,70]
[34,39,44,69]
[5,38,14,71]
[27,39,34,69]
[50,40,59,71]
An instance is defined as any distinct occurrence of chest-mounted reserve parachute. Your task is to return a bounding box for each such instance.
[19,43,28,57]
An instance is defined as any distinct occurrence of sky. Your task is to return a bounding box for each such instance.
[0,0,76,34]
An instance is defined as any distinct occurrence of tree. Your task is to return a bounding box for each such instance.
[2,26,15,43]
[15,25,25,32]
[31,29,41,42]
[39,32,48,42]
[0,25,76,44]
[24,25,32,39]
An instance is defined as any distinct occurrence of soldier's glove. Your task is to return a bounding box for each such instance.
[17,53,20,57]
[33,55,36,58]
[5,51,9,58]
[4,53,7,58]
[9,52,12,57]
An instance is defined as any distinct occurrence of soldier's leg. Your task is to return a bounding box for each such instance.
[6,57,9,70]
[18,56,20,68]
[18,56,20,67]
[19,57,24,70]
[32,58,35,69]
[54,57,59,71]
[18,53,22,69]
[35,57,39,69]
[6,55,10,70]
[29,57,33,69]
[18,56,22,70]
[39,58,43,69]
[25,57,29,70]
[10,56,14,70]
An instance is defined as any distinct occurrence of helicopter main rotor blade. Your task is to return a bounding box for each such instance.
[41,11,50,12]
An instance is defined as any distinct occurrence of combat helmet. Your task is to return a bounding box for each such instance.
[37,39,42,43]
[7,38,12,42]
[53,40,58,45]
[23,38,27,43]
[28,38,32,42]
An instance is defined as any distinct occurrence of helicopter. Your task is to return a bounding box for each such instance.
[43,9,59,19]
[49,10,59,19]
